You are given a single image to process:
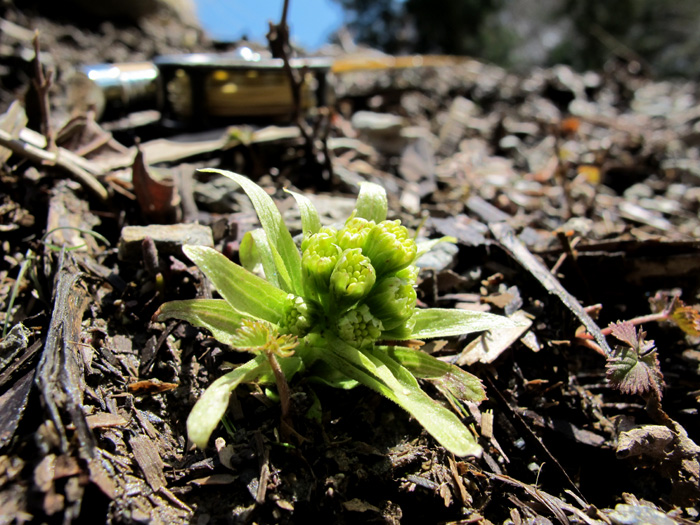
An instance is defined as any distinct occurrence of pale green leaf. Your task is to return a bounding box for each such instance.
[410,308,517,339]
[183,245,286,324]
[310,333,482,457]
[354,182,387,223]
[363,345,482,456]
[307,360,360,389]
[239,229,292,292]
[386,346,486,403]
[187,355,268,448]
[157,299,244,346]
[285,188,321,239]
[239,230,262,275]
[200,169,303,294]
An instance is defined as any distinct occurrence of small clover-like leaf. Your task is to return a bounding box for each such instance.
[606,346,664,398]
[609,321,639,349]
[606,323,663,398]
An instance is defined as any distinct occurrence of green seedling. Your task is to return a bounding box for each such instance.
[157,169,517,456]
[606,320,664,399]
[578,292,699,399]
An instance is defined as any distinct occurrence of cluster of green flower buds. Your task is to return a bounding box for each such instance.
[336,304,384,348]
[280,294,314,337]
[290,214,419,347]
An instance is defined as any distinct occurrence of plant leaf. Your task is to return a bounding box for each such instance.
[239,230,262,275]
[312,333,482,456]
[256,354,305,384]
[228,319,275,350]
[609,321,639,349]
[200,169,303,295]
[606,347,664,398]
[285,188,321,240]
[187,355,269,448]
[239,229,292,292]
[409,308,518,339]
[183,245,287,324]
[386,346,486,403]
[669,301,700,337]
[354,182,387,223]
[156,299,244,346]
[307,360,360,389]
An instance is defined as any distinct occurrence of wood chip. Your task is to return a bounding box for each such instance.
[187,474,238,486]
[457,310,533,366]
[129,435,166,492]
[85,412,128,429]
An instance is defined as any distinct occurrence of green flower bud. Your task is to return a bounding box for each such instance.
[363,220,417,276]
[395,265,419,286]
[281,294,314,336]
[365,276,417,331]
[301,226,336,252]
[336,216,375,252]
[330,248,376,311]
[336,304,383,348]
[302,228,340,299]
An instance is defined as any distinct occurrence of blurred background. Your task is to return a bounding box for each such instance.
[195,0,700,78]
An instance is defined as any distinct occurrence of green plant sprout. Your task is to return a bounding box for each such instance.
[157,169,517,457]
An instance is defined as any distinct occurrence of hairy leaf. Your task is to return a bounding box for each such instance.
[200,169,303,294]
[354,182,388,223]
[156,299,244,346]
[285,188,322,240]
[606,347,664,398]
[187,355,269,448]
[386,346,486,403]
[239,229,293,292]
[313,333,482,457]
[183,245,287,324]
[609,321,640,349]
[410,308,518,339]
[229,319,299,357]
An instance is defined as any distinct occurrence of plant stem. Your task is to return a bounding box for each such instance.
[265,350,291,420]
[578,311,669,341]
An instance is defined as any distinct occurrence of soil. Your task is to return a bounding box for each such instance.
[0,4,699,525]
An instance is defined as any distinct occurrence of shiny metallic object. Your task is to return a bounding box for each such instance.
[66,62,159,119]
[154,49,332,127]
[66,47,332,127]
